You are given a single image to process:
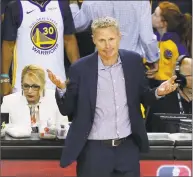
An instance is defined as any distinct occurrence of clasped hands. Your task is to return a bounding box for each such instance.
[47,69,178,96]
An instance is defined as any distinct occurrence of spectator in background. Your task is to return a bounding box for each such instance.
[1,65,69,133]
[1,0,14,103]
[151,0,192,15]
[149,1,192,86]
[1,0,80,95]
[146,56,192,133]
[69,0,160,76]
[1,0,14,22]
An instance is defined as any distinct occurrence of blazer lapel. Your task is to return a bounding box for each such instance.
[119,50,133,106]
[87,52,98,117]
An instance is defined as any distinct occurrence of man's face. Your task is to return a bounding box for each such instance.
[152,7,165,29]
[92,26,121,60]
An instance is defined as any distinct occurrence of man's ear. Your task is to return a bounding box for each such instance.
[92,35,96,45]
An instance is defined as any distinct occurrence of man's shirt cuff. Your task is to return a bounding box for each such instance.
[57,87,66,98]
[155,88,164,99]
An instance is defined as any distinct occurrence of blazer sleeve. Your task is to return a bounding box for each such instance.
[55,107,69,127]
[55,64,79,116]
[139,59,157,106]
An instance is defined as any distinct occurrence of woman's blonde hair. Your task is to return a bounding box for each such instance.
[21,65,46,94]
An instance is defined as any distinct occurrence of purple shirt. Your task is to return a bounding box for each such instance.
[88,56,132,140]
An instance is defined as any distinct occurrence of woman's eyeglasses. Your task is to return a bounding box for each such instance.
[22,84,40,91]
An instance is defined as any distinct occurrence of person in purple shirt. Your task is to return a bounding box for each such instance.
[150,1,192,86]
[48,17,178,177]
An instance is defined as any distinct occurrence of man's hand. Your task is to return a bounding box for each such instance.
[0,82,12,96]
[157,75,178,96]
[1,82,12,95]
[47,69,68,89]
[146,62,159,79]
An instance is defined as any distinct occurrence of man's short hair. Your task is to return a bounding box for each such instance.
[91,16,119,33]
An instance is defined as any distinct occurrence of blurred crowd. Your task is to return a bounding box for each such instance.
[0,0,192,133]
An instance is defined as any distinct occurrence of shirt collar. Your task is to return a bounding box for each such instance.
[154,31,180,42]
[98,55,122,70]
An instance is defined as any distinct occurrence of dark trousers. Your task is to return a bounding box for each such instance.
[77,135,140,177]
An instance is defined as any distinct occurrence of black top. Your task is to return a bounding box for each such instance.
[1,0,14,15]
[151,91,191,114]
[2,0,75,41]
[146,90,192,133]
